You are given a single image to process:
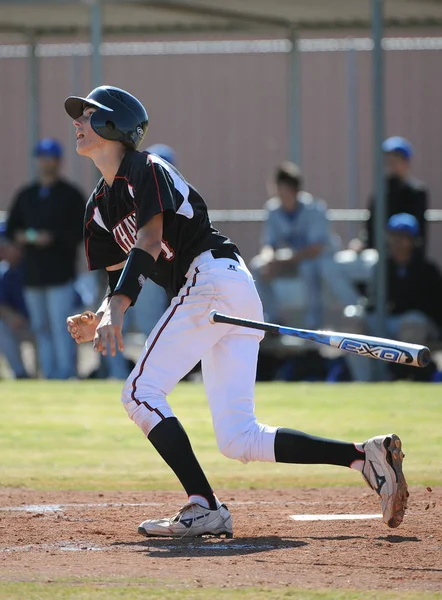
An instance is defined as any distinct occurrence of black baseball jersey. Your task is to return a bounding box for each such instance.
[84,150,239,298]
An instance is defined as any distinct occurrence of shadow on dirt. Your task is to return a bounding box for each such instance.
[112,536,307,557]
[301,535,366,541]
[377,535,421,543]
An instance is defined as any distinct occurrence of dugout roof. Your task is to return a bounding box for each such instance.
[0,0,442,40]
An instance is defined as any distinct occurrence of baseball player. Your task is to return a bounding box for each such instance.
[65,86,408,537]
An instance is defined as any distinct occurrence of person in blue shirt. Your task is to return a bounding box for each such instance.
[251,162,359,328]
[0,223,30,378]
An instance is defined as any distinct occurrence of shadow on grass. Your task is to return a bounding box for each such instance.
[112,536,307,558]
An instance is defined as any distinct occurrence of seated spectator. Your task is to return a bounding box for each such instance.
[343,213,442,381]
[251,162,359,329]
[0,228,30,378]
[6,138,85,379]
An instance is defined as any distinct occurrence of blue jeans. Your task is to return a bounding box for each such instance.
[24,282,77,379]
[0,319,28,378]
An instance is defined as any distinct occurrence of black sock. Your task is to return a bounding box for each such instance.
[274,428,364,467]
[148,417,218,510]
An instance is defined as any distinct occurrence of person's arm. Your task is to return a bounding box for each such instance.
[260,211,277,255]
[6,190,54,247]
[0,304,28,329]
[364,195,375,249]
[365,263,378,312]
[422,263,442,331]
[5,193,25,243]
[281,203,327,264]
[280,243,323,264]
[415,188,428,252]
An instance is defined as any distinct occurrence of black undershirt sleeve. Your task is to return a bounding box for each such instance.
[105,268,124,298]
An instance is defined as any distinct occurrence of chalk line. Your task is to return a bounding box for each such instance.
[290,513,382,521]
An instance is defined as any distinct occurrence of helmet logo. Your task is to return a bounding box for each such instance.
[136,126,144,138]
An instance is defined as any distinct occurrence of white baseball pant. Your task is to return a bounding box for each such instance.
[121,250,277,463]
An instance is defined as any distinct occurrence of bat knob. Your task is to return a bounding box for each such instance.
[209,310,218,324]
[417,347,431,368]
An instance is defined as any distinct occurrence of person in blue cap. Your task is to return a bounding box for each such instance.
[364,136,429,254]
[6,138,86,379]
[344,212,442,382]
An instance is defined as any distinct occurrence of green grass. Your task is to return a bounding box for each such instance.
[0,381,440,490]
[0,582,440,600]
[0,382,441,599]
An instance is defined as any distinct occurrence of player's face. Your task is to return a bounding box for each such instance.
[37,156,61,179]
[73,106,104,157]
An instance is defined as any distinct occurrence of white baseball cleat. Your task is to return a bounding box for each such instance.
[362,433,409,528]
[138,502,233,538]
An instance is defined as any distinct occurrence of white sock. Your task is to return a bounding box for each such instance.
[188,494,222,509]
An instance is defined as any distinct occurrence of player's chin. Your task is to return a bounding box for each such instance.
[76,139,93,157]
[76,143,88,157]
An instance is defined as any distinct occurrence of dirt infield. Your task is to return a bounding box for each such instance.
[0,487,440,593]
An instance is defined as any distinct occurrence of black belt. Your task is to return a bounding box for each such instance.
[211,248,239,262]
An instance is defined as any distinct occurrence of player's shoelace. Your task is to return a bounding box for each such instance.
[170,502,198,539]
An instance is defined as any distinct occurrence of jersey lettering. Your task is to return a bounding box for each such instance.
[113,211,137,253]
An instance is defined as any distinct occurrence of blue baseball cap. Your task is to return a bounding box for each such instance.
[34,138,63,159]
[387,213,420,237]
[145,144,176,166]
[382,136,413,160]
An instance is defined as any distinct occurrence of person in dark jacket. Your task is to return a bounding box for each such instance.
[365,136,428,253]
[6,138,85,379]
[344,213,442,381]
